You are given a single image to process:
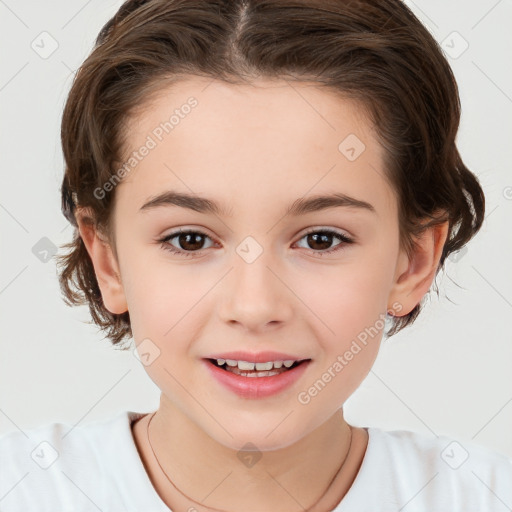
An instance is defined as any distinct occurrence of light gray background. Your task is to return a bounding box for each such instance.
[1,0,511,459]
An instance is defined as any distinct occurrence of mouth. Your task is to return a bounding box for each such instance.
[206,357,310,377]
[203,357,311,399]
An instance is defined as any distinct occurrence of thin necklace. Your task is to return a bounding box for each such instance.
[146,411,353,512]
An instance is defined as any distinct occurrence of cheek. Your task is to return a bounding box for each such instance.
[124,261,207,393]
[293,264,392,415]
[292,245,397,397]
[121,253,211,346]
[296,255,395,337]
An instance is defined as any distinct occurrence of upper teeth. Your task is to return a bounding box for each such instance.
[216,359,297,370]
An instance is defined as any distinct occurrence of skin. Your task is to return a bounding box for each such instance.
[77,77,449,512]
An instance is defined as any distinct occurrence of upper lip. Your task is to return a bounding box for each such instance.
[204,351,310,363]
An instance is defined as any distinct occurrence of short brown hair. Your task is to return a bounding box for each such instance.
[57,0,485,348]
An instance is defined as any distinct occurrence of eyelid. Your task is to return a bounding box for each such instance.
[160,227,218,246]
[158,225,355,259]
[299,226,353,240]
[159,226,353,243]
[294,227,355,254]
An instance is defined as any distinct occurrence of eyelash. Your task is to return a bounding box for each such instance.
[158,228,354,258]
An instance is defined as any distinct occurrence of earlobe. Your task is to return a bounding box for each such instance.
[76,210,128,315]
[388,221,449,316]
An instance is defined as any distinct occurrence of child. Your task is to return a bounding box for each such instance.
[1,0,510,511]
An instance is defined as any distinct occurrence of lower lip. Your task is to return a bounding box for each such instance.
[203,359,311,399]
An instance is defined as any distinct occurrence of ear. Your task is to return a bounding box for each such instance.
[387,220,449,316]
[76,208,128,315]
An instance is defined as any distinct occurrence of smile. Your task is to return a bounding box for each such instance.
[204,358,311,399]
[211,358,304,377]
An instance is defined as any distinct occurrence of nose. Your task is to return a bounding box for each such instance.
[217,248,293,332]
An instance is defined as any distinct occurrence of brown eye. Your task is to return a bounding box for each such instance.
[295,229,354,255]
[305,232,334,251]
[174,232,206,251]
[159,229,214,257]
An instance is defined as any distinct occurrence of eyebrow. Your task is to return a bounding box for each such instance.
[139,191,376,217]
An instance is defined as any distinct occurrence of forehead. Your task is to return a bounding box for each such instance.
[114,76,395,219]
[124,76,374,150]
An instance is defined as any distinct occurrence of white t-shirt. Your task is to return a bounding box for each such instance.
[0,410,510,511]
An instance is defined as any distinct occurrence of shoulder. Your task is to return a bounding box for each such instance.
[337,426,512,512]
[372,425,511,462]
[0,411,155,512]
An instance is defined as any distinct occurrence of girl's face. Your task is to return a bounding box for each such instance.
[109,77,406,450]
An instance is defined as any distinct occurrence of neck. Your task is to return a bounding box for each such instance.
[135,395,362,512]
